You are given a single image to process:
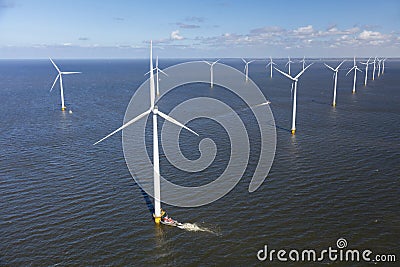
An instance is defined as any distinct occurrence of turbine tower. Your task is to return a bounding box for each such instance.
[203,59,219,88]
[324,60,346,107]
[242,58,255,82]
[285,56,294,75]
[377,58,382,78]
[145,56,168,96]
[382,58,387,75]
[372,57,377,80]
[300,56,306,70]
[266,57,276,78]
[346,57,362,94]
[360,58,372,86]
[49,58,81,111]
[94,41,198,224]
[274,63,313,134]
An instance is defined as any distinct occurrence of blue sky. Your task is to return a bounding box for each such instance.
[0,0,399,58]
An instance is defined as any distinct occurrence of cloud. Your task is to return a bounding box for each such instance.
[171,30,184,40]
[78,37,89,41]
[113,17,125,21]
[358,30,385,40]
[191,24,398,52]
[185,16,204,23]
[176,22,200,29]
[293,25,315,37]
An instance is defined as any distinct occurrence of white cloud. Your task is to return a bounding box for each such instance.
[293,25,315,35]
[358,30,385,40]
[171,30,184,40]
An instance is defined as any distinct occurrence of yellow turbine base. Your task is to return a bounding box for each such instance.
[153,215,161,224]
[333,103,336,107]
[61,107,66,111]
[291,129,296,135]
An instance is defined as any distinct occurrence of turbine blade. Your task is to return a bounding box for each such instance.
[157,68,168,76]
[157,110,199,136]
[203,60,212,65]
[295,63,313,79]
[93,109,151,145]
[49,58,60,73]
[248,60,256,64]
[336,60,346,70]
[324,63,335,71]
[274,67,294,80]
[241,58,247,64]
[212,59,220,65]
[144,68,155,76]
[346,67,355,76]
[62,72,81,74]
[50,74,60,92]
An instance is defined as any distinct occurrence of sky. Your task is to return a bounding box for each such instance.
[0,0,399,58]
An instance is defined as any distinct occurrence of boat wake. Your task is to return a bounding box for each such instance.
[176,222,219,235]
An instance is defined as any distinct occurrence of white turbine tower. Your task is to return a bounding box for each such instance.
[242,58,256,82]
[285,56,294,75]
[94,41,198,224]
[145,56,168,96]
[377,58,382,78]
[300,56,306,70]
[372,57,377,80]
[266,57,276,78]
[203,59,219,88]
[346,57,362,94]
[382,58,387,74]
[324,60,346,107]
[49,58,81,111]
[360,58,372,86]
[274,63,313,134]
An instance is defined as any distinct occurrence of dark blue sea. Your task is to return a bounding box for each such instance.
[0,58,399,266]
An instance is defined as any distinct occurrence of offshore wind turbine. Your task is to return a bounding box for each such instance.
[346,57,362,94]
[360,58,372,86]
[300,56,306,70]
[203,59,219,88]
[372,57,377,80]
[242,58,256,82]
[145,56,168,96]
[274,63,313,134]
[377,58,382,78]
[285,56,294,75]
[382,58,387,74]
[324,60,346,107]
[94,41,198,224]
[49,58,81,111]
[266,57,276,78]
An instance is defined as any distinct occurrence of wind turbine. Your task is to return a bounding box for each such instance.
[49,58,81,111]
[242,58,256,82]
[266,57,276,78]
[94,41,199,224]
[382,58,387,74]
[145,56,168,96]
[360,57,372,86]
[324,60,346,107]
[203,59,219,88]
[285,56,294,75]
[377,58,382,78]
[382,58,387,75]
[300,56,306,70]
[274,63,313,134]
[346,57,362,94]
[372,57,377,80]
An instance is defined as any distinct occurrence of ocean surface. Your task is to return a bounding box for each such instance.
[0,58,399,266]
